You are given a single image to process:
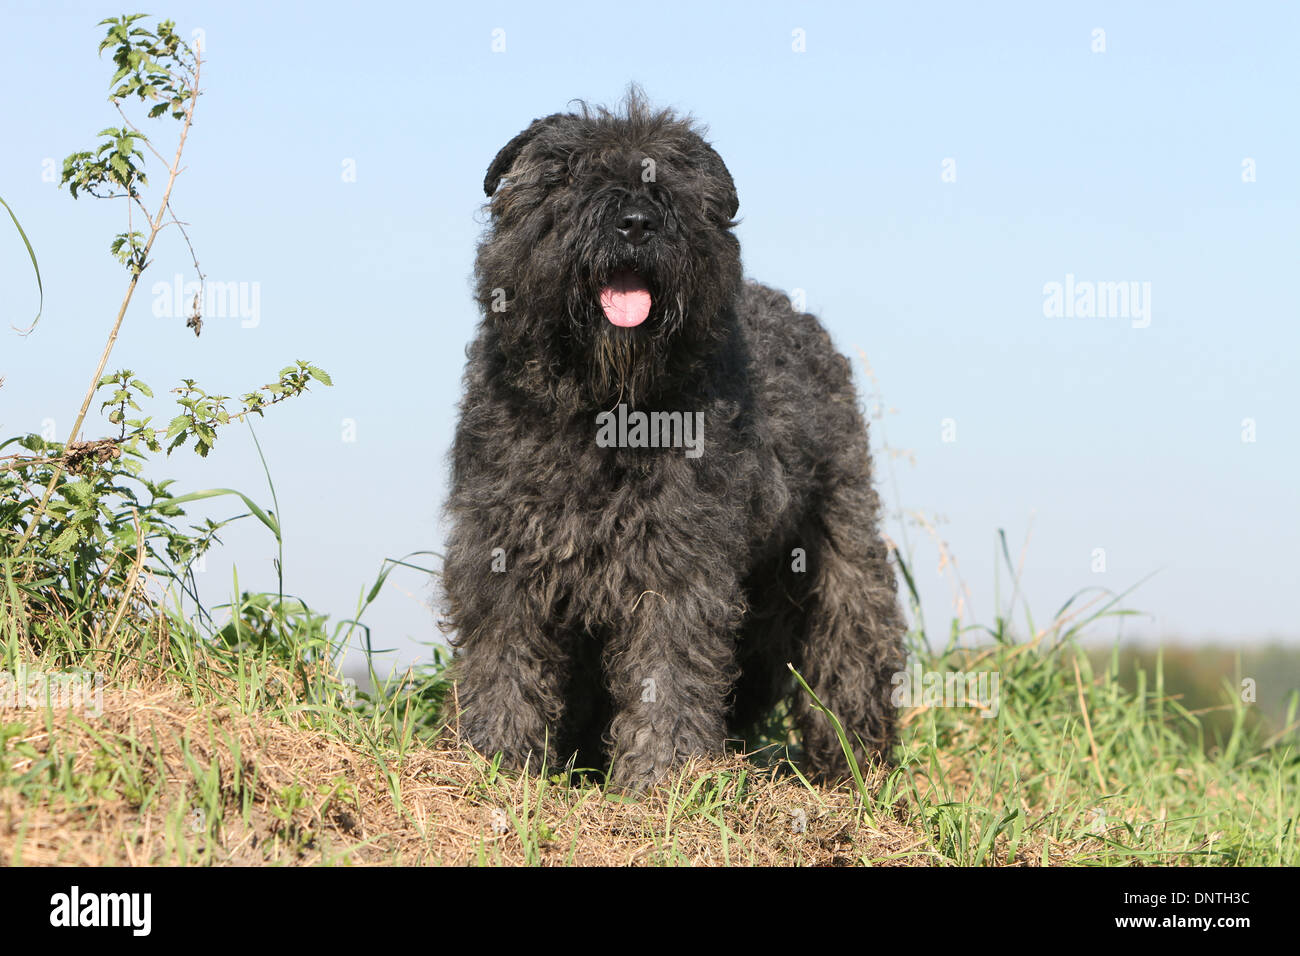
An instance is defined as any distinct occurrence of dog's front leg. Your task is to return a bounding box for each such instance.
[453,620,569,773]
[603,579,743,791]
[445,538,572,772]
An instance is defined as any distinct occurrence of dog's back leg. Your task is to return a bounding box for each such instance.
[794,477,906,781]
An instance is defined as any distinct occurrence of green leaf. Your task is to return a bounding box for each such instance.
[49,525,81,554]
[164,414,190,439]
[0,195,44,330]
[61,481,96,506]
[156,489,281,538]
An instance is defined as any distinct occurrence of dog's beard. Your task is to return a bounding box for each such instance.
[564,264,664,406]
[588,288,692,407]
[592,328,643,406]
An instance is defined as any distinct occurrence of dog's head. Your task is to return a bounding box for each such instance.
[475,88,743,405]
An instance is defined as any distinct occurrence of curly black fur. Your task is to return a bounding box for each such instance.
[442,89,905,790]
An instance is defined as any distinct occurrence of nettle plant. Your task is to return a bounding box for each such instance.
[0,16,330,643]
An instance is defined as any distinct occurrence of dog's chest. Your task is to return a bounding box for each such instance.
[494,408,784,569]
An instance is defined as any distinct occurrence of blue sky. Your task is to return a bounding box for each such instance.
[2,1,1297,675]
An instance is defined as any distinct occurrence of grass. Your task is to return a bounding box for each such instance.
[1,546,1295,867]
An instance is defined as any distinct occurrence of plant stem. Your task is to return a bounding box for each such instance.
[15,51,202,561]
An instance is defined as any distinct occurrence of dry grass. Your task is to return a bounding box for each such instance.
[0,684,930,866]
[2,616,1292,867]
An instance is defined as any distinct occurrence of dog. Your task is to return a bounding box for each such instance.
[442,90,905,791]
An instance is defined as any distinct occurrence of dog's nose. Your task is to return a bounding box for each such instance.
[617,209,658,246]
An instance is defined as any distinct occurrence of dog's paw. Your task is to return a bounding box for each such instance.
[606,753,673,795]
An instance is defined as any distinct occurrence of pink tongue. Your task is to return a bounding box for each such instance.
[600,270,652,327]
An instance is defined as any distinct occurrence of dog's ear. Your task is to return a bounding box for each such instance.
[484,113,568,197]
[698,141,739,220]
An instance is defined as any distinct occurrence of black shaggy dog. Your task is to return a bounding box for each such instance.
[443,91,905,791]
